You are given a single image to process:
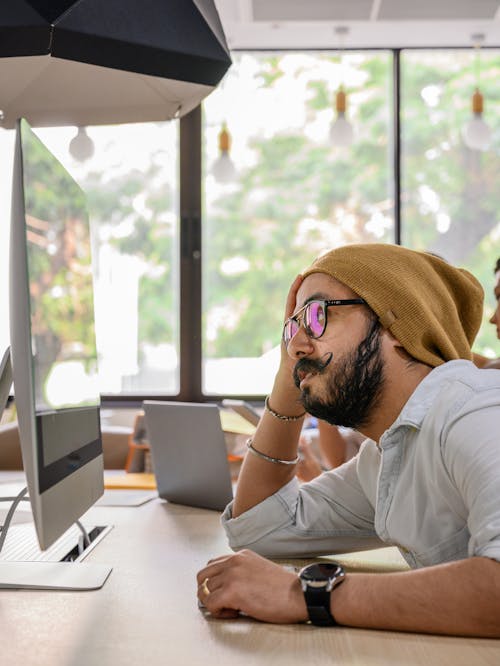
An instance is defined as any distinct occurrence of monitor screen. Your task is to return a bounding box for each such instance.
[9,119,104,550]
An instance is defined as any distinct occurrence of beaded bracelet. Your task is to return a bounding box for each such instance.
[246,438,300,466]
[265,395,306,422]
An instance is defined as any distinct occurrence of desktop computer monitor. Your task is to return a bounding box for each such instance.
[8,118,105,552]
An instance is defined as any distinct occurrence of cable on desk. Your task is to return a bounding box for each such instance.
[0,489,90,555]
[0,486,28,553]
[76,520,91,551]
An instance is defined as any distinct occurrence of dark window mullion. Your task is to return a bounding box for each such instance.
[393,49,402,245]
[179,106,203,401]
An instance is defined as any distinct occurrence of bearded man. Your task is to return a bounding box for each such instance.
[196,244,500,637]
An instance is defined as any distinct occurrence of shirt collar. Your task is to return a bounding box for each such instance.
[383,359,475,436]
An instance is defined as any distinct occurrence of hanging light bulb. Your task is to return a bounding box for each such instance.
[463,34,492,152]
[330,86,354,147]
[463,88,492,152]
[212,122,236,183]
[330,26,353,148]
[69,127,94,162]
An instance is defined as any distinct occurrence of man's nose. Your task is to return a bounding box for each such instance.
[287,324,314,359]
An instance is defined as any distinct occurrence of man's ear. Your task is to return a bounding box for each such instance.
[380,326,399,344]
[380,327,406,356]
[381,327,419,365]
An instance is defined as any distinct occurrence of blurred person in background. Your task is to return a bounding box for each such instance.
[474,257,500,370]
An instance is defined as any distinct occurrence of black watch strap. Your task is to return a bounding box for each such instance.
[299,563,345,627]
[303,586,337,626]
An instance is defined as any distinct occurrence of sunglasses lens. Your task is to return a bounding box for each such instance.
[305,301,326,338]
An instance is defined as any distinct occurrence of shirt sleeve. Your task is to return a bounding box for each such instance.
[221,445,384,558]
[442,390,500,563]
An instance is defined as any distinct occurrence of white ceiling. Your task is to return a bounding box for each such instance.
[214,0,500,49]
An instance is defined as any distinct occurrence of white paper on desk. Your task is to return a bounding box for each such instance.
[95,489,157,507]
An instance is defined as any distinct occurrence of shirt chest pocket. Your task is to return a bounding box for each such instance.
[410,524,469,568]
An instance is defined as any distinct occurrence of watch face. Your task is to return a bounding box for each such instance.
[300,562,342,582]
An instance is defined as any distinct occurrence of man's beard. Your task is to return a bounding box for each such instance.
[293,318,384,430]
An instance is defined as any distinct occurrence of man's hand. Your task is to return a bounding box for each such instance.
[196,549,308,624]
[279,274,303,367]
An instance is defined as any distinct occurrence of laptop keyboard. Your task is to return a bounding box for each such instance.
[0,522,110,563]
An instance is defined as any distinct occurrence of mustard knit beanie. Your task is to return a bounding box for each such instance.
[301,243,484,367]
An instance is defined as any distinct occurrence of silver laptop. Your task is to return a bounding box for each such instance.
[143,401,233,511]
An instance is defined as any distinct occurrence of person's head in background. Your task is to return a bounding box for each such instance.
[489,257,500,340]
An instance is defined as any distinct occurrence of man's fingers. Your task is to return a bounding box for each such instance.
[197,574,241,619]
[210,608,240,619]
[206,554,232,566]
[196,555,231,585]
[197,571,224,598]
[285,274,303,320]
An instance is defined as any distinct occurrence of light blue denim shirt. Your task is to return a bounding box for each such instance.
[222,361,500,568]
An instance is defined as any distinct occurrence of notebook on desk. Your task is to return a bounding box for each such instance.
[143,401,234,512]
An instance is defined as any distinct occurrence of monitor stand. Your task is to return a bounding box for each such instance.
[0,348,112,590]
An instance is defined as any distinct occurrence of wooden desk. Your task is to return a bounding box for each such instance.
[1,492,499,665]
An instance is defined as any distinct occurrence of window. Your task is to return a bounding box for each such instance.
[202,51,393,395]
[21,122,180,396]
[401,50,500,357]
[1,48,498,403]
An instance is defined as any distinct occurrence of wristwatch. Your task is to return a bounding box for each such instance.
[299,562,345,626]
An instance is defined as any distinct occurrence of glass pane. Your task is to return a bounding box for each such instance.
[203,51,393,395]
[401,50,500,359]
[29,122,180,395]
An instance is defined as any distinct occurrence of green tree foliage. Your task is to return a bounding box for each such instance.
[83,158,177,347]
[400,51,500,352]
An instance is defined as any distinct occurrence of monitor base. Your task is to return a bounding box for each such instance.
[0,560,112,590]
